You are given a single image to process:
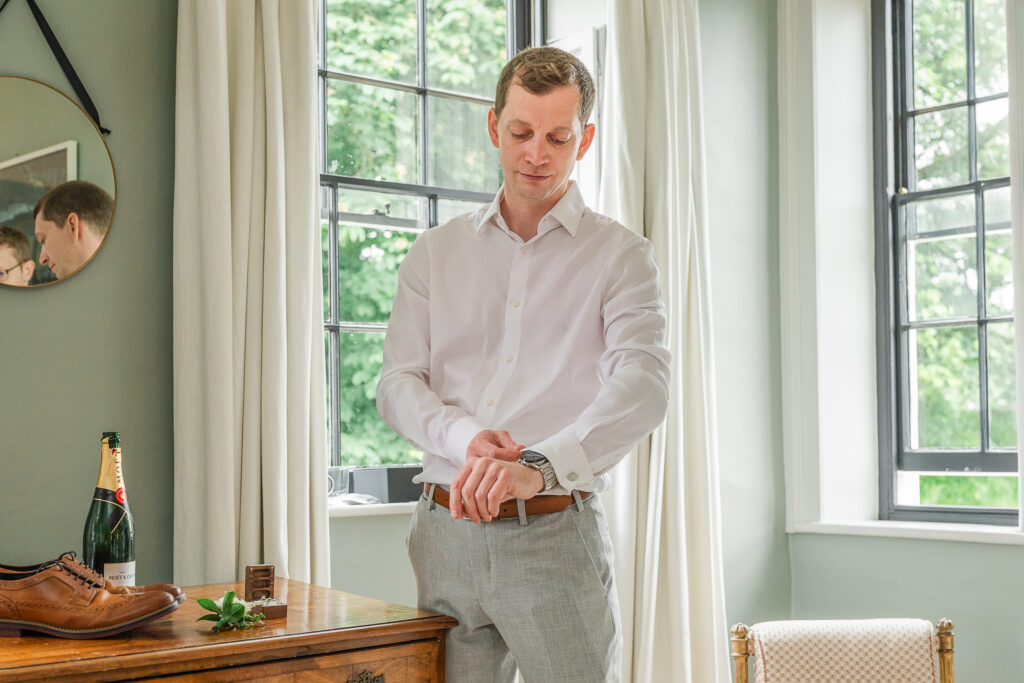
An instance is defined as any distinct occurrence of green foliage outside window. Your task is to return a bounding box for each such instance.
[322,0,504,466]
[904,0,1015,508]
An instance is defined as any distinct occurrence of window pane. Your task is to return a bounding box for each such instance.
[337,224,418,324]
[909,325,980,449]
[427,96,501,192]
[909,193,974,235]
[985,186,1012,228]
[974,0,1009,97]
[984,187,1012,316]
[426,0,507,98]
[988,321,1018,448]
[907,234,978,321]
[919,474,1017,507]
[338,187,425,227]
[325,330,333,461]
[325,0,417,84]
[913,107,969,190]
[977,97,1010,181]
[437,198,489,224]
[336,331,422,466]
[326,80,418,182]
[912,0,967,109]
[985,232,1013,316]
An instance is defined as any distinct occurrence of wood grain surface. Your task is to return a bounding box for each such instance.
[0,579,456,682]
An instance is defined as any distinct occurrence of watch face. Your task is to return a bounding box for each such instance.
[520,451,546,464]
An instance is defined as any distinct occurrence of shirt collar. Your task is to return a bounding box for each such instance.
[475,181,587,238]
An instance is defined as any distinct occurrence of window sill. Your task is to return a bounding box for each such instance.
[789,520,1024,546]
[328,498,417,519]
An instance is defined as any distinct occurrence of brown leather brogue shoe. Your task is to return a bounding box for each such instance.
[0,556,178,638]
[0,552,186,604]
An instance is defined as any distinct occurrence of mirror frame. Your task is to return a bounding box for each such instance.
[0,75,117,288]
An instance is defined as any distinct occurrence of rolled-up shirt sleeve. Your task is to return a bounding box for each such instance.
[377,236,482,469]
[529,239,671,492]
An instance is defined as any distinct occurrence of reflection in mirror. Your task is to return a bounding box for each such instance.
[0,76,115,287]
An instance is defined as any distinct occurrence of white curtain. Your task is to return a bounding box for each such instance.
[1008,0,1024,525]
[598,1,729,681]
[172,0,329,586]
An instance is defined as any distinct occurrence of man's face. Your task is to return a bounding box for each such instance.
[35,213,79,279]
[0,244,33,286]
[488,82,595,211]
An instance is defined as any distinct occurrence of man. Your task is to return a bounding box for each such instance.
[33,180,114,279]
[377,47,670,681]
[0,225,36,286]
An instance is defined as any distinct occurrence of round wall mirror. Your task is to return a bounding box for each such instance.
[0,75,116,288]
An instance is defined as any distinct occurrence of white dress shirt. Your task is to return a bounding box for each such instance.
[377,182,670,494]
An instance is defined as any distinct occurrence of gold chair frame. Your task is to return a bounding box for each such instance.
[730,618,954,683]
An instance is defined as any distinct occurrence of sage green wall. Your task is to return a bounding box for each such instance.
[790,534,1020,680]
[0,0,177,583]
[700,0,790,630]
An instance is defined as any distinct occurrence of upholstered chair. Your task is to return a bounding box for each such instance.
[730,618,954,683]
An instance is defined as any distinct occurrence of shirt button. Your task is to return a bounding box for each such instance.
[512,300,520,308]
[505,355,514,363]
[520,246,527,254]
[567,473,579,482]
[486,399,495,406]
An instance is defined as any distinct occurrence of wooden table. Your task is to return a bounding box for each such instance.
[0,579,457,681]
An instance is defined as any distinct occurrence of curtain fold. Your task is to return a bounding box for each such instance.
[599,0,729,680]
[1008,0,1024,526]
[172,0,329,586]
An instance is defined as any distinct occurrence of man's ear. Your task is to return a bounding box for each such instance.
[488,108,500,149]
[576,123,596,161]
[66,213,83,241]
[22,259,35,281]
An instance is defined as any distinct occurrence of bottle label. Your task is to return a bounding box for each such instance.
[104,561,136,587]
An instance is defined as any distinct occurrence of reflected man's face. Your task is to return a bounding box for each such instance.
[35,214,78,279]
[0,244,33,286]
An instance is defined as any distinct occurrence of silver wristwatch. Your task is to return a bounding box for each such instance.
[518,450,557,491]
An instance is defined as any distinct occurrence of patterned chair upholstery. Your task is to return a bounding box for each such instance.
[730,618,954,683]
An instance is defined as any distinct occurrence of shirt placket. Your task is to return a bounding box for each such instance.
[476,242,530,424]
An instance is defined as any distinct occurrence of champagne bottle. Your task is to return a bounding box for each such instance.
[82,432,135,586]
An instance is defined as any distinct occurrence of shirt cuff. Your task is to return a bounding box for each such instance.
[446,416,487,466]
[529,432,594,491]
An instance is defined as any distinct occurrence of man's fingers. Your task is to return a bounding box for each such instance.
[475,467,503,522]
[460,466,486,523]
[491,447,523,462]
[495,431,520,449]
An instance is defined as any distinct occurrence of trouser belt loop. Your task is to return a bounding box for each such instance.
[427,483,438,511]
[516,498,528,526]
[572,490,585,512]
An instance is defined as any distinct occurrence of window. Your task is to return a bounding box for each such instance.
[318,0,536,471]
[877,0,1015,523]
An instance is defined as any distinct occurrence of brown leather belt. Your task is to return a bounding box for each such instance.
[426,484,591,520]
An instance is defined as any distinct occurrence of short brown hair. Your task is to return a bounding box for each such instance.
[0,225,32,263]
[34,180,114,239]
[494,46,595,126]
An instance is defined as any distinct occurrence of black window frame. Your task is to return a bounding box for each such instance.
[318,0,542,470]
[873,0,1016,525]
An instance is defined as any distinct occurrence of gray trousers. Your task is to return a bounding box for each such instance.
[407,489,622,683]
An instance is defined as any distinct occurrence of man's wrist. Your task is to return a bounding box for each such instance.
[518,450,557,491]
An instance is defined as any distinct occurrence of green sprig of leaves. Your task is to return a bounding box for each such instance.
[196,591,265,632]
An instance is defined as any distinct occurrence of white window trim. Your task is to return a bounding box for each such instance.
[778,0,1022,541]
[329,499,416,518]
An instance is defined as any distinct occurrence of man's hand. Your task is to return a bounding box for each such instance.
[450,456,544,523]
[450,430,537,523]
[466,430,524,462]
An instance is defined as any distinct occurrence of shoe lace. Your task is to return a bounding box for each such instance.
[37,551,105,589]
